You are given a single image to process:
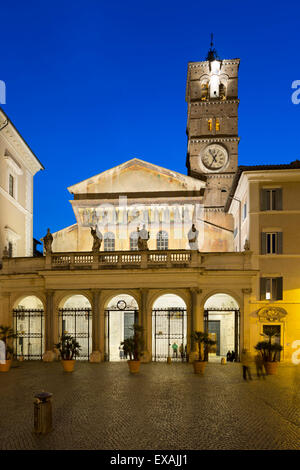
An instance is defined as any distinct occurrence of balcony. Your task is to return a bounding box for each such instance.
[0,249,252,274]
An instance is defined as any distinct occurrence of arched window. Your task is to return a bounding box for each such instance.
[215,119,220,131]
[201,82,209,100]
[156,231,169,250]
[104,232,115,251]
[208,119,213,131]
[219,83,226,99]
[130,232,138,251]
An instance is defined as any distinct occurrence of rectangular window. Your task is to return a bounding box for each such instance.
[8,242,13,257]
[9,174,14,197]
[260,277,283,301]
[261,232,283,254]
[243,203,247,220]
[261,188,282,211]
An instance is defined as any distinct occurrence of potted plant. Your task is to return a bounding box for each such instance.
[121,324,144,374]
[191,331,216,374]
[55,334,81,372]
[255,326,283,375]
[0,325,16,372]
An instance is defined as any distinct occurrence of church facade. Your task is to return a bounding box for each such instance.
[1,45,300,364]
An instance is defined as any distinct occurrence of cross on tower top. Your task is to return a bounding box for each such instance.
[206,33,220,61]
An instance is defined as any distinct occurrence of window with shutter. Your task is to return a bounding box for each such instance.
[261,188,282,211]
[260,277,283,300]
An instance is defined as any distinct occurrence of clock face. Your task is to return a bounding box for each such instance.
[201,144,228,171]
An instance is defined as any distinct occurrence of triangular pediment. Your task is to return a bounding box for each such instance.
[68,158,205,195]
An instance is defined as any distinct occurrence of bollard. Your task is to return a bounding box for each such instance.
[167,356,172,364]
[221,357,226,365]
[34,392,53,434]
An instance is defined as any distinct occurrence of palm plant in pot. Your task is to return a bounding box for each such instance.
[120,323,144,374]
[0,325,16,372]
[191,331,216,374]
[255,326,283,375]
[55,334,81,372]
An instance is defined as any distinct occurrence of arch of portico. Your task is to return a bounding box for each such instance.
[4,281,249,363]
[12,294,45,360]
[200,290,242,361]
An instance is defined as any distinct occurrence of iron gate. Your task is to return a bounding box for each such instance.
[58,308,92,360]
[204,308,240,361]
[104,307,138,361]
[152,308,187,362]
[13,308,44,360]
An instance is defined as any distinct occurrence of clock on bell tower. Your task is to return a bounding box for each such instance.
[185,37,240,209]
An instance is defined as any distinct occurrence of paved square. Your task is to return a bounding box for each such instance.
[1,361,300,450]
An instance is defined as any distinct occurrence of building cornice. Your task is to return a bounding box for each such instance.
[190,137,240,143]
[0,108,44,174]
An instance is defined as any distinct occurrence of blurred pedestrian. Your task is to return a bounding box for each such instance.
[241,348,253,381]
[255,352,265,379]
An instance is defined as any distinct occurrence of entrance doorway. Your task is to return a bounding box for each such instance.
[152,294,187,362]
[13,296,44,360]
[204,294,240,362]
[58,295,92,360]
[104,294,138,361]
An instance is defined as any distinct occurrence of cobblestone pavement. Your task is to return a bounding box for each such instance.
[1,361,300,450]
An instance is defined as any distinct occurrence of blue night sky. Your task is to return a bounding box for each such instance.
[1,0,299,241]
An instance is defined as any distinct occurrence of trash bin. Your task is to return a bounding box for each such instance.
[34,392,53,434]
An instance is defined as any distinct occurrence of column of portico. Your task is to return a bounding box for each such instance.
[43,290,55,362]
[188,288,203,362]
[140,288,151,363]
[90,289,102,362]
[0,292,11,326]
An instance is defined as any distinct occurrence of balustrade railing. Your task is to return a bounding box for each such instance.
[1,249,252,273]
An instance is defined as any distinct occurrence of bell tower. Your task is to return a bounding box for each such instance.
[185,37,240,209]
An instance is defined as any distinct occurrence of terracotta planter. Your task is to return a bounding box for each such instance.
[0,359,12,372]
[264,361,278,375]
[127,360,141,374]
[61,360,75,372]
[193,361,207,374]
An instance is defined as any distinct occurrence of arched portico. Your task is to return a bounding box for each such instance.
[58,294,92,360]
[151,293,188,362]
[13,295,45,360]
[203,293,240,362]
[104,294,139,361]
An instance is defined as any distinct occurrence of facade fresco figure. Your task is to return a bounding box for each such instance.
[43,228,53,254]
[188,224,199,250]
[137,225,149,251]
[91,227,102,252]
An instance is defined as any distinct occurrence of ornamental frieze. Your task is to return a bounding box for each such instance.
[258,306,287,322]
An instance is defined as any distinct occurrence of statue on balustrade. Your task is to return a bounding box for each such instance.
[43,228,53,254]
[188,224,199,250]
[91,226,102,252]
[137,225,149,251]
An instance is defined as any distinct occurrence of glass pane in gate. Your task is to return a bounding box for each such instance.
[152,308,187,362]
[58,309,92,360]
[13,308,44,360]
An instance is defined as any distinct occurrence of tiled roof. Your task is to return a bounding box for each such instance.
[225,160,300,212]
